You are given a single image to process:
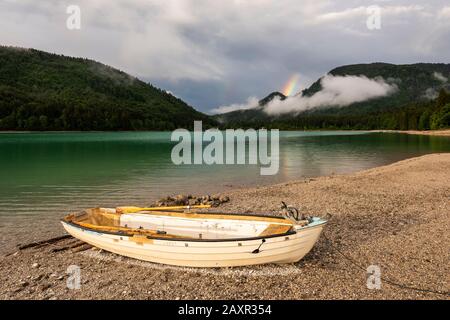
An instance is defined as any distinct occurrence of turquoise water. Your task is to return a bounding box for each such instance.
[0,131,449,251]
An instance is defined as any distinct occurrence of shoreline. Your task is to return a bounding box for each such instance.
[372,129,450,137]
[1,153,449,299]
[1,129,450,136]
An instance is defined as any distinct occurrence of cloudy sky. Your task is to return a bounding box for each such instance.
[1,0,449,113]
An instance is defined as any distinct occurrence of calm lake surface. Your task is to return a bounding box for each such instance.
[1,131,449,252]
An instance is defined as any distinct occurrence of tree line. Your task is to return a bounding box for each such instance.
[0,46,215,131]
[220,89,450,131]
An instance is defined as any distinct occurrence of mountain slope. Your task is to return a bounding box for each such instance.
[302,62,450,115]
[258,91,286,105]
[216,92,287,123]
[0,46,215,130]
[216,62,450,128]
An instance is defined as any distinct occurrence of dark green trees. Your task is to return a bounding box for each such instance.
[0,46,215,131]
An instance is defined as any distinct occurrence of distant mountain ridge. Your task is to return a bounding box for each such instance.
[258,92,286,106]
[215,62,450,130]
[0,46,215,130]
[0,48,448,131]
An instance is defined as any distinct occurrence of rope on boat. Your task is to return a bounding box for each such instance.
[322,233,450,297]
[252,239,266,254]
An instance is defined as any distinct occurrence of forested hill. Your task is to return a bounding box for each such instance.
[0,46,215,131]
[216,63,450,130]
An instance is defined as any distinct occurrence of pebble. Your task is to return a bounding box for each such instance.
[38,283,51,292]
[159,274,168,282]
[33,274,44,281]
[12,287,23,293]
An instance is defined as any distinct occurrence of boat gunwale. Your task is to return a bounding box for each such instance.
[61,217,327,243]
[122,209,296,223]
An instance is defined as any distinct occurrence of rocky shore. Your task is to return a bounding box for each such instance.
[1,153,449,300]
[152,194,230,207]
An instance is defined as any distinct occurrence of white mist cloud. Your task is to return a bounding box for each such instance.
[212,75,398,115]
[211,96,259,114]
[438,6,450,19]
[433,72,448,82]
[314,5,424,22]
[423,87,438,100]
[264,75,398,115]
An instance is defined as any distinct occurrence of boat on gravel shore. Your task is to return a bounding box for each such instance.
[61,205,327,267]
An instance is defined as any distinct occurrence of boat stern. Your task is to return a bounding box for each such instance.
[277,217,327,264]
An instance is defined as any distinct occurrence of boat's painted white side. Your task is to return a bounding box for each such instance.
[61,218,326,267]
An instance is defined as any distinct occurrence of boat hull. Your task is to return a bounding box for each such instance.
[61,220,325,267]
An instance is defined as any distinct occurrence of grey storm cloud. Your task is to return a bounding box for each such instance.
[1,0,450,112]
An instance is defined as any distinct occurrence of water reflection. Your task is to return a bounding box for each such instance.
[0,131,449,252]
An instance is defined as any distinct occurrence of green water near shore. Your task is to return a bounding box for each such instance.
[0,131,449,251]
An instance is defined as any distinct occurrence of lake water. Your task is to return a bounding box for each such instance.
[0,131,449,252]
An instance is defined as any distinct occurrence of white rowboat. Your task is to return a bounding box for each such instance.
[61,207,327,267]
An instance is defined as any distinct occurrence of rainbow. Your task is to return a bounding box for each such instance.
[282,74,300,96]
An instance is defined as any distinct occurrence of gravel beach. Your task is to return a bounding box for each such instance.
[1,153,449,300]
